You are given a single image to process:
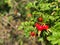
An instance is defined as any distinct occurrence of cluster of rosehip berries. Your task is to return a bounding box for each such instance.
[30,17,49,37]
[35,17,49,31]
[35,23,49,31]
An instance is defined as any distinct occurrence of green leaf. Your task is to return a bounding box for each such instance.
[49,16,55,21]
[18,26,23,30]
[38,38,43,42]
[0,39,4,44]
[51,40,58,45]
[8,16,13,21]
[39,3,50,11]
[26,2,33,8]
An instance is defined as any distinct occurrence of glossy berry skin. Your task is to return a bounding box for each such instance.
[35,23,40,27]
[30,32,35,37]
[35,23,49,31]
[37,25,43,31]
[38,17,43,22]
[43,25,49,30]
[35,23,43,31]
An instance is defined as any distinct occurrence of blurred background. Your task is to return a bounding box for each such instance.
[0,0,59,45]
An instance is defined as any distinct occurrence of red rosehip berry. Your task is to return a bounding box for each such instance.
[35,23,43,31]
[43,25,49,30]
[30,32,35,37]
[37,25,43,31]
[35,23,40,27]
[38,17,43,22]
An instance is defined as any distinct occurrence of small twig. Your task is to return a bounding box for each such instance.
[0,18,17,30]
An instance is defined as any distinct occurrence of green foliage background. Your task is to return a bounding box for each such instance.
[18,0,60,45]
[0,0,60,45]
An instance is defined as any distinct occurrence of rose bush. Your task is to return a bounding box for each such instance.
[0,0,60,45]
[18,0,60,45]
